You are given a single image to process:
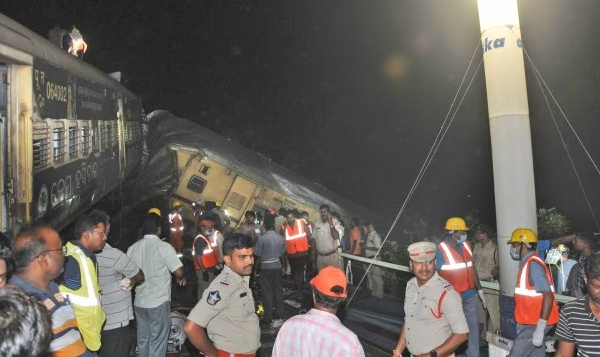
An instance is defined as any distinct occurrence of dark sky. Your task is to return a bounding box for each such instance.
[4,0,600,233]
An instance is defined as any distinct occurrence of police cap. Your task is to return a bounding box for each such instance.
[407,241,436,262]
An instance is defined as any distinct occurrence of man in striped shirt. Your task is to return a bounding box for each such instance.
[11,225,96,357]
[272,266,365,357]
[555,253,600,357]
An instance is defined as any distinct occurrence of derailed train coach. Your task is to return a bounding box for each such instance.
[0,12,143,235]
[136,110,384,231]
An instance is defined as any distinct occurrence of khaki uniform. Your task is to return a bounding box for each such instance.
[404,272,469,356]
[473,241,500,331]
[313,220,342,270]
[187,265,260,354]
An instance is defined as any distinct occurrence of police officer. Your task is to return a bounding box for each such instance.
[184,233,260,357]
[393,241,468,357]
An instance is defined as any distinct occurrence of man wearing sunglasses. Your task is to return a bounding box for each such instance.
[60,211,108,353]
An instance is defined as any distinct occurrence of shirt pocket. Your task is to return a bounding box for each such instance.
[418,296,443,320]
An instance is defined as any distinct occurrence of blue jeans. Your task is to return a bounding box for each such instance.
[463,294,479,357]
[134,301,171,357]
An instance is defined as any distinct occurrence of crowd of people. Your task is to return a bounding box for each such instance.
[1,207,599,357]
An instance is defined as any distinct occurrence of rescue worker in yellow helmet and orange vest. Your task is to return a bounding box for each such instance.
[169,200,184,252]
[192,213,224,302]
[282,210,311,298]
[507,228,559,357]
[435,217,486,357]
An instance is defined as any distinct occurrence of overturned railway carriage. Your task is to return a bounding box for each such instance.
[138,110,383,230]
[0,12,143,235]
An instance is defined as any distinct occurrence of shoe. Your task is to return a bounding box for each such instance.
[271,319,284,328]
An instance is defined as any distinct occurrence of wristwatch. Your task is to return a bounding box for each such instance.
[429,350,438,357]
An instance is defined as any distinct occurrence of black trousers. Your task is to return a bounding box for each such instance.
[260,268,283,321]
[99,324,130,357]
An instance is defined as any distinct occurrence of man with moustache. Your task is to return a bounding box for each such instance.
[60,211,108,353]
[184,233,261,357]
[11,225,95,356]
[393,241,468,357]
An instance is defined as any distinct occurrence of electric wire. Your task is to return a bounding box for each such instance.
[523,48,600,232]
[347,39,484,305]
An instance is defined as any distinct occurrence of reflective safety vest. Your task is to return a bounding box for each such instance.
[59,242,106,351]
[192,234,218,270]
[284,220,309,255]
[437,241,476,293]
[169,211,184,232]
[169,211,184,251]
[514,253,559,325]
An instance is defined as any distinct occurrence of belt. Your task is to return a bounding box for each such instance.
[216,350,256,357]
[318,249,337,257]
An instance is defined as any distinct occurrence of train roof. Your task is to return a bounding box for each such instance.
[0,11,137,98]
[143,110,385,225]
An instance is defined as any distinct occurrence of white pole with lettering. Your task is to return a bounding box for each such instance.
[476,0,537,338]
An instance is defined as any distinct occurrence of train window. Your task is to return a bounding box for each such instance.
[100,123,108,150]
[33,123,50,169]
[81,126,90,156]
[226,192,247,210]
[53,126,66,164]
[106,123,112,148]
[199,164,210,175]
[112,124,119,147]
[68,125,78,159]
[187,175,207,193]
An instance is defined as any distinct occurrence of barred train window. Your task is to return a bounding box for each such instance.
[81,126,90,156]
[33,125,50,169]
[53,127,66,164]
[92,126,99,152]
[106,124,112,148]
[100,124,108,149]
[69,125,78,158]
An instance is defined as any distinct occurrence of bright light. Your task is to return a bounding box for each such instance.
[477,0,520,32]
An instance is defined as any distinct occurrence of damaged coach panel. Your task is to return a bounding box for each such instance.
[137,110,382,229]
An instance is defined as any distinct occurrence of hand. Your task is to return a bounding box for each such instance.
[477,289,487,310]
[531,318,547,347]
[177,277,186,287]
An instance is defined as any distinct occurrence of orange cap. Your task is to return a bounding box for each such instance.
[310,266,347,298]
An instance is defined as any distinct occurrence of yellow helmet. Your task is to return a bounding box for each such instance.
[445,217,468,231]
[172,200,182,208]
[148,207,162,217]
[508,228,538,244]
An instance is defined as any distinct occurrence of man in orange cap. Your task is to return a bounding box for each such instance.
[272,266,365,357]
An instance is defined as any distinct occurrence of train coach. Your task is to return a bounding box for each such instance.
[0,12,143,236]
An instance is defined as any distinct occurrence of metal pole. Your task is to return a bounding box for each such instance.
[476,0,538,338]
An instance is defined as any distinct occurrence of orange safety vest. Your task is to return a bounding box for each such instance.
[192,234,218,270]
[437,241,476,293]
[169,211,184,251]
[514,253,559,325]
[284,220,309,255]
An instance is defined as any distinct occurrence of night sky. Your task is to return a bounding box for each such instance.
[4,0,600,234]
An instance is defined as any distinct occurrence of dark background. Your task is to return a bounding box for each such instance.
[3,0,600,233]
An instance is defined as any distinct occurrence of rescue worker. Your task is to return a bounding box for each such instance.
[169,200,184,252]
[507,228,559,357]
[193,214,220,301]
[68,26,87,58]
[59,211,108,352]
[213,202,232,235]
[312,204,343,271]
[393,241,468,357]
[435,217,487,357]
[282,209,311,298]
[138,207,162,241]
[183,234,261,357]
